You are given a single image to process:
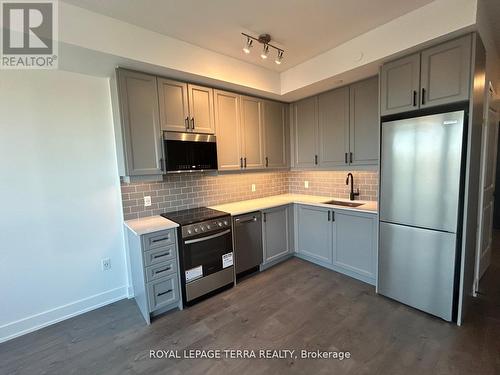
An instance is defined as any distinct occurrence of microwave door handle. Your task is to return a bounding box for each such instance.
[184,229,231,244]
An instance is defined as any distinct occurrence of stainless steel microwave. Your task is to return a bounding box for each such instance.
[163,132,218,172]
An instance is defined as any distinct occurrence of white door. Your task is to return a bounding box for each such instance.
[474,105,499,293]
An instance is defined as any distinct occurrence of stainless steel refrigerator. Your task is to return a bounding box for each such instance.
[378,110,466,321]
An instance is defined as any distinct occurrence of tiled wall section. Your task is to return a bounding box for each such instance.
[288,171,378,201]
[121,172,288,221]
[121,170,378,220]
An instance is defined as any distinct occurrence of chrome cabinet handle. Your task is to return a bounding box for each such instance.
[265,156,269,168]
[263,213,267,222]
[191,117,195,129]
[244,157,247,168]
[315,155,318,165]
[185,117,190,130]
[413,90,417,107]
[153,252,170,259]
[240,157,243,168]
[344,153,348,164]
[349,152,353,164]
[155,266,171,275]
[152,236,169,243]
[159,158,165,172]
[331,211,335,222]
[421,88,426,105]
[328,211,331,221]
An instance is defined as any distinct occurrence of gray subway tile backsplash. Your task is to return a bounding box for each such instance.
[121,170,378,221]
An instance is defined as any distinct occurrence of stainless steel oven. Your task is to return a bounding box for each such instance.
[161,208,234,305]
[163,132,218,172]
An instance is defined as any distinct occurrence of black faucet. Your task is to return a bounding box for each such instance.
[346,173,360,201]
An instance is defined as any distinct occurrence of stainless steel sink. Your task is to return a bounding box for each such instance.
[324,200,364,208]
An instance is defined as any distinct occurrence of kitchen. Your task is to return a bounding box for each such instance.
[1,1,500,374]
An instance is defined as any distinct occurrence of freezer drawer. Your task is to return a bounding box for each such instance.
[380,110,464,232]
[378,222,457,321]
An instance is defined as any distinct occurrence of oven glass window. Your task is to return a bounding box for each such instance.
[183,230,232,281]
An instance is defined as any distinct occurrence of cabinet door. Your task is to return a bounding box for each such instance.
[263,206,290,263]
[293,97,318,168]
[117,70,164,176]
[263,100,287,168]
[240,95,265,169]
[157,78,189,132]
[420,35,471,109]
[334,211,376,281]
[318,87,349,167]
[187,84,215,134]
[214,90,242,171]
[349,77,379,166]
[380,53,420,116]
[296,205,333,264]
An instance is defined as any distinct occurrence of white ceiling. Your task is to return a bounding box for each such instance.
[61,0,434,72]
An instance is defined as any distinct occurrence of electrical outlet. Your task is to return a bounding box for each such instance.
[304,181,309,188]
[144,196,152,207]
[251,184,256,192]
[101,258,111,271]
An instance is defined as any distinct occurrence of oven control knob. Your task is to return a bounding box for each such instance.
[200,225,205,231]
[206,224,211,230]
[194,227,199,233]
[217,222,223,227]
[223,220,228,226]
[187,229,192,235]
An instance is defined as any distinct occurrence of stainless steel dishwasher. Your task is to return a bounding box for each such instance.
[233,211,263,276]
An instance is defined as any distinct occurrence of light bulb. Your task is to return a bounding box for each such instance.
[275,50,283,65]
[260,44,269,59]
[243,38,253,54]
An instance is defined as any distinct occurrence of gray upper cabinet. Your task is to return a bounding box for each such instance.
[293,96,318,168]
[188,84,215,134]
[318,87,349,168]
[295,205,333,264]
[263,205,291,264]
[157,78,189,132]
[333,211,377,282]
[157,79,215,134]
[240,96,265,169]
[214,90,242,171]
[381,34,473,116]
[349,77,379,166]
[380,53,420,116]
[420,35,471,108]
[263,100,287,169]
[116,69,164,177]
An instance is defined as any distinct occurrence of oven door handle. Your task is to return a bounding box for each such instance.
[184,229,231,244]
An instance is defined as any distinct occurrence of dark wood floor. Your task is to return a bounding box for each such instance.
[2,234,500,375]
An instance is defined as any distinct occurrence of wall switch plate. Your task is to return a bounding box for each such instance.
[304,181,309,188]
[101,258,111,271]
[144,196,152,207]
[251,184,256,192]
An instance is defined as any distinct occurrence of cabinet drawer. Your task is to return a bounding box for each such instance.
[143,245,176,267]
[143,229,175,250]
[145,260,177,282]
[147,275,179,312]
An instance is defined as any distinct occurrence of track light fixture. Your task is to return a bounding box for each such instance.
[241,32,285,65]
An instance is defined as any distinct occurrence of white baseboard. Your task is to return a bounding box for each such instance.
[0,286,127,344]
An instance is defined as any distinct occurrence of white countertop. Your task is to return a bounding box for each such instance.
[209,193,377,216]
[124,215,179,236]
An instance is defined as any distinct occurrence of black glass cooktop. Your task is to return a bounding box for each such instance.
[161,207,228,226]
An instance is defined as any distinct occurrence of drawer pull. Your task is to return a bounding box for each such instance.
[152,236,169,243]
[155,266,171,274]
[153,251,170,259]
[157,289,172,297]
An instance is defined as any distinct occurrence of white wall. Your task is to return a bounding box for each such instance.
[0,70,127,342]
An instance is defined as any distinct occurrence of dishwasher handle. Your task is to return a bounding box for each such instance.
[234,216,258,224]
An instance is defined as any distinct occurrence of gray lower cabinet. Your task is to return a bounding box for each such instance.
[113,69,164,178]
[262,205,292,264]
[295,205,333,264]
[126,228,182,324]
[333,210,377,283]
[295,204,377,284]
